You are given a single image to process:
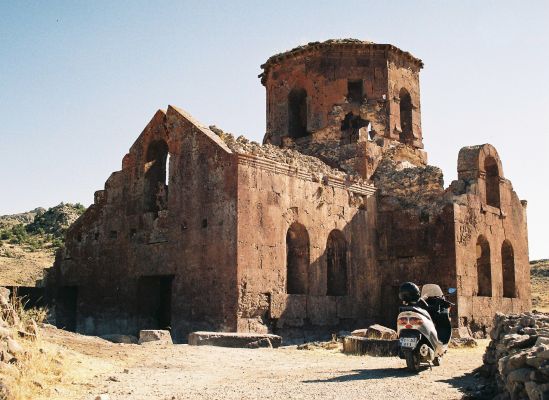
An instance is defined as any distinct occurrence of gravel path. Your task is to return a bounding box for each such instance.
[84,341,487,400]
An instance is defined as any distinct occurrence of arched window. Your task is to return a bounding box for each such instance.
[144,140,169,213]
[476,236,492,296]
[399,88,413,144]
[326,230,348,296]
[485,156,500,208]
[286,222,310,294]
[288,88,308,138]
[502,240,516,298]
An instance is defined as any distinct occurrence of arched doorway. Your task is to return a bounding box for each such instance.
[326,230,348,296]
[286,222,310,294]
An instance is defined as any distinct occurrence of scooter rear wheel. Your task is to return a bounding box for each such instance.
[405,350,421,372]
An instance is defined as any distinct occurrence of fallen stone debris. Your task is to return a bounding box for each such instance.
[343,324,398,357]
[0,287,35,366]
[138,329,173,345]
[188,331,282,348]
[479,312,549,399]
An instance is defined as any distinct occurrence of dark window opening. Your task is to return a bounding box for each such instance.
[7,286,47,309]
[347,80,363,103]
[326,230,348,296]
[202,219,208,228]
[502,241,516,298]
[109,230,118,239]
[399,88,413,144]
[138,275,174,330]
[485,156,500,208]
[286,222,310,294]
[476,236,492,296]
[76,233,82,242]
[341,112,369,144]
[56,286,78,332]
[288,88,308,139]
[130,228,137,238]
[94,232,100,240]
[367,124,375,141]
[144,140,169,213]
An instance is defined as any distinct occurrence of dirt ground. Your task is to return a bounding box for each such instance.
[39,327,487,400]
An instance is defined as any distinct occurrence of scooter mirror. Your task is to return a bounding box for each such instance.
[448,288,457,294]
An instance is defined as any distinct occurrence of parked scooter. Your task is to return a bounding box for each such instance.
[396,282,454,372]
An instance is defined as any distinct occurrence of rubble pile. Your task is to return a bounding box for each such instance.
[0,286,40,397]
[210,125,364,184]
[481,312,549,400]
[373,148,443,204]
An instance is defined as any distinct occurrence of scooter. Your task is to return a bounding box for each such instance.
[397,283,454,372]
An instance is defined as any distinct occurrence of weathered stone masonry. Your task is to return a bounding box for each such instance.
[51,39,530,341]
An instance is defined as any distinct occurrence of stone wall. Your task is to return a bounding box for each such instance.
[482,312,549,399]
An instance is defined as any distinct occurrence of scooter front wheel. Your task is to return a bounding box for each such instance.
[405,350,421,372]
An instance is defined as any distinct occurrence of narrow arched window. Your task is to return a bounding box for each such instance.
[476,236,492,296]
[399,88,413,144]
[144,140,169,213]
[502,240,516,298]
[485,156,500,208]
[288,88,308,138]
[326,230,348,296]
[286,222,309,294]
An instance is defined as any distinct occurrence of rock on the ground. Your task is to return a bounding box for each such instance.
[0,327,11,339]
[451,326,473,339]
[101,334,138,344]
[342,336,399,356]
[6,338,24,355]
[449,337,478,348]
[365,324,397,340]
[246,338,273,349]
[188,331,282,348]
[351,324,397,340]
[138,330,173,345]
[0,287,10,306]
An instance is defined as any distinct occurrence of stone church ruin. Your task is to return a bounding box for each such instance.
[51,39,530,342]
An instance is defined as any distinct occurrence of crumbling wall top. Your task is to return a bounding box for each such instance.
[259,39,423,85]
[209,125,374,195]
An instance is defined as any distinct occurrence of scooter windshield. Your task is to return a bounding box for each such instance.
[421,284,443,298]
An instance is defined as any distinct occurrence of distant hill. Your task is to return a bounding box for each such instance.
[531,259,549,312]
[0,203,86,286]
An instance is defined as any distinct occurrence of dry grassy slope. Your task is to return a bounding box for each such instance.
[531,259,549,312]
[0,246,54,287]
[0,204,84,287]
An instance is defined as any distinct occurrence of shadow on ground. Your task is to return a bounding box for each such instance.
[437,370,495,400]
[302,366,429,383]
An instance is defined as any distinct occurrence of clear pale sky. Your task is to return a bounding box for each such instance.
[1,1,547,259]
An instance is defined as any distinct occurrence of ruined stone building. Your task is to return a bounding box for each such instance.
[51,39,530,342]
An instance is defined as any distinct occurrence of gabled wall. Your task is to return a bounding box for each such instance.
[53,106,239,342]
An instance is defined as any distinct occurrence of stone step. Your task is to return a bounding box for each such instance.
[342,336,399,357]
[188,331,282,348]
